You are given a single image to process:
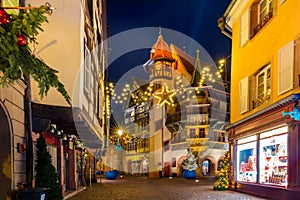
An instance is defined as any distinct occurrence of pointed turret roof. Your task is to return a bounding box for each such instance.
[150,35,174,62]
[191,50,202,87]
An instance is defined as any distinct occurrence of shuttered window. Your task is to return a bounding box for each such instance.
[240,9,250,47]
[84,45,91,94]
[278,41,294,95]
[239,77,249,114]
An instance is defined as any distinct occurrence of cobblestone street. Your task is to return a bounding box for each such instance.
[68,176,266,200]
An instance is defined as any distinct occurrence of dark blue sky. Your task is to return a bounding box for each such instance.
[106,0,232,82]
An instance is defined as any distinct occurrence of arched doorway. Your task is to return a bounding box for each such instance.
[202,159,212,176]
[177,156,186,176]
[0,103,12,200]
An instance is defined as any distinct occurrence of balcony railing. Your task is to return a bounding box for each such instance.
[252,94,271,109]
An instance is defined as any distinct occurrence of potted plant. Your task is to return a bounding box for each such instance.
[182,148,198,179]
[104,145,120,180]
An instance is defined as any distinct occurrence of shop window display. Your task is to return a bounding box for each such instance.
[259,128,288,187]
[237,136,257,183]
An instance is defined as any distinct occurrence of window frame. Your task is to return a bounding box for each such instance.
[258,0,273,23]
[256,64,271,100]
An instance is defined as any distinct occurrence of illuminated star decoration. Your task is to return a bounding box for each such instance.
[154,85,175,106]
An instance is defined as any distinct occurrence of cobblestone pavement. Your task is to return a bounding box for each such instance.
[68,176,266,200]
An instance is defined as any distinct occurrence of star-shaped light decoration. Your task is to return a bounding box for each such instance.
[154,84,175,106]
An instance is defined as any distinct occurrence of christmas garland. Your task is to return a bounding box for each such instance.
[0,5,71,105]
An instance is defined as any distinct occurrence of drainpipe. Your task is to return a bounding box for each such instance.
[21,0,33,187]
[24,74,33,187]
[217,0,237,39]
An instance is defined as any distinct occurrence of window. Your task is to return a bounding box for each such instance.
[259,126,288,186]
[259,0,273,23]
[199,128,205,138]
[84,46,91,94]
[256,64,271,99]
[250,0,274,38]
[190,129,196,138]
[237,135,257,183]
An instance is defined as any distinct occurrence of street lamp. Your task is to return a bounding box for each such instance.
[118,129,123,137]
[116,129,123,151]
[116,129,123,175]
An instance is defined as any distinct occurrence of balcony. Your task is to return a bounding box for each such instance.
[186,138,209,147]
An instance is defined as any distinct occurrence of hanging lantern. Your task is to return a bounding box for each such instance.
[16,34,26,46]
[0,8,8,24]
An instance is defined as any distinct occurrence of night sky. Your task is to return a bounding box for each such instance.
[106,0,232,83]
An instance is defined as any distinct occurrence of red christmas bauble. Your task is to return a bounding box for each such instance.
[0,8,8,24]
[16,35,27,46]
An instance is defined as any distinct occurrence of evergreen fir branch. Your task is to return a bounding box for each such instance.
[0,5,71,105]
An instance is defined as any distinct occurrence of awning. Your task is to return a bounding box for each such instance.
[31,102,103,149]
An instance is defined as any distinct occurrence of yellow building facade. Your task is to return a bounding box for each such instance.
[221,0,300,199]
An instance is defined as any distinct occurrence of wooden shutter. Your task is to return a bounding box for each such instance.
[295,37,300,87]
[278,41,294,95]
[250,2,259,38]
[239,77,249,114]
[240,9,250,47]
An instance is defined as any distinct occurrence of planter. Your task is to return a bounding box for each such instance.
[183,170,196,179]
[105,170,118,180]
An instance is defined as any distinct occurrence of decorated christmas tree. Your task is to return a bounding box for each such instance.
[35,134,63,200]
[182,148,198,171]
[213,151,230,191]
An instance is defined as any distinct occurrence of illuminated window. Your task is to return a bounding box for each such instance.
[259,126,288,186]
[237,135,257,183]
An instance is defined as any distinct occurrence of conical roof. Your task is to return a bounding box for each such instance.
[150,35,174,62]
[191,50,202,87]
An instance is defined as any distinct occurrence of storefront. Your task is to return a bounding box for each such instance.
[229,100,300,199]
[236,126,288,186]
